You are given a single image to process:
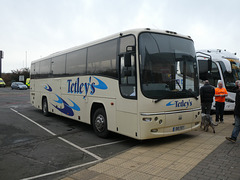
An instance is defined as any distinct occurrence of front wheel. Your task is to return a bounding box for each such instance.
[42,98,50,116]
[92,108,109,138]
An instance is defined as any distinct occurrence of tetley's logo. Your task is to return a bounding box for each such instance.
[166,99,192,108]
[44,84,80,117]
[67,76,108,99]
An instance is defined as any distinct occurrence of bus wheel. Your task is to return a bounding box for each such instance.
[92,108,109,138]
[42,98,49,116]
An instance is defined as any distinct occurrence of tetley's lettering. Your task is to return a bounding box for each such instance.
[67,76,108,99]
[166,99,193,108]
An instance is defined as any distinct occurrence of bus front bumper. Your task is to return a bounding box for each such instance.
[139,108,201,139]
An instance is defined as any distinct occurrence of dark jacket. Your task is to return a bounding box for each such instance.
[234,89,240,116]
[200,84,215,103]
[232,85,238,93]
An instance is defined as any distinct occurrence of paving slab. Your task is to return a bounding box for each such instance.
[61,114,240,180]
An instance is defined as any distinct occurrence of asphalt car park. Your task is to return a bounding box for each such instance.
[0,88,138,180]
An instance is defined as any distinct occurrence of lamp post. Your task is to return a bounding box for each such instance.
[0,50,3,78]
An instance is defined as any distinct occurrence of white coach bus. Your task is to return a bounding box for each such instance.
[197,49,240,111]
[30,28,202,140]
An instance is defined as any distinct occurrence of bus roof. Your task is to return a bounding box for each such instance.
[197,49,239,61]
[31,28,193,64]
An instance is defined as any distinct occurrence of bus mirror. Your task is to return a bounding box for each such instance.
[198,57,212,74]
[196,51,212,73]
[124,53,132,67]
[198,60,209,74]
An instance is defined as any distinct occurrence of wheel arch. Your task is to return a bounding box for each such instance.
[41,94,49,110]
[90,102,106,125]
[42,95,47,105]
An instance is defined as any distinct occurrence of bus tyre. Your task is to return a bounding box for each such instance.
[42,98,49,116]
[92,108,109,138]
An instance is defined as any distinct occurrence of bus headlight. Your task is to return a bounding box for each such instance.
[151,129,158,132]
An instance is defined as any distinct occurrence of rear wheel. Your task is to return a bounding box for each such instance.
[42,98,49,116]
[92,108,109,138]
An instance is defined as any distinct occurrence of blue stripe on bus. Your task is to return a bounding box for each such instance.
[44,84,52,92]
[93,76,108,90]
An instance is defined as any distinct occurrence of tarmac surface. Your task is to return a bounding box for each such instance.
[0,88,139,180]
[1,87,239,180]
[60,114,240,180]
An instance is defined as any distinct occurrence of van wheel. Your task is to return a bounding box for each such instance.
[92,108,109,138]
[42,98,49,116]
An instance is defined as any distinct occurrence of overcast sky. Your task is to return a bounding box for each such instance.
[1,0,240,73]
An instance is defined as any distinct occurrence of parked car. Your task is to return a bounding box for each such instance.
[11,82,28,90]
[0,78,6,87]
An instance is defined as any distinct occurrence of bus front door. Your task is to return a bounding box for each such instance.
[116,53,138,138]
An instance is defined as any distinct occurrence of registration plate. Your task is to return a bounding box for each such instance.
[173,125,185,132]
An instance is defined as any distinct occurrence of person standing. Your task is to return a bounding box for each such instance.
[200,80,215,114]
[232,80,239,125]
[232,80,239,92]
[215,81,228,123]
[226,82,240,143]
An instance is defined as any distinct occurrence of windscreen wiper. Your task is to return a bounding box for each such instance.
[153,94,169,103]
[154,98,161,103]
[168,79,182,89]
[153,92,179,103]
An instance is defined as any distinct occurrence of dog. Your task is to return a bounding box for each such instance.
[201,113,218,133]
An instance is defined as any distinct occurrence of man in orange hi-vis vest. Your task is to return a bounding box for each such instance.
[215,81,228,123]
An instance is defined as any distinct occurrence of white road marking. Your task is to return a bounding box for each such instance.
[84,140,126,149]
[11,108,56,136]
[11,108,103,179]
[20,160,100,180]
[58,137,102,160]
[10,108,102,160]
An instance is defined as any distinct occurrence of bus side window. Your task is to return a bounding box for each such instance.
[119,54,136,99]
